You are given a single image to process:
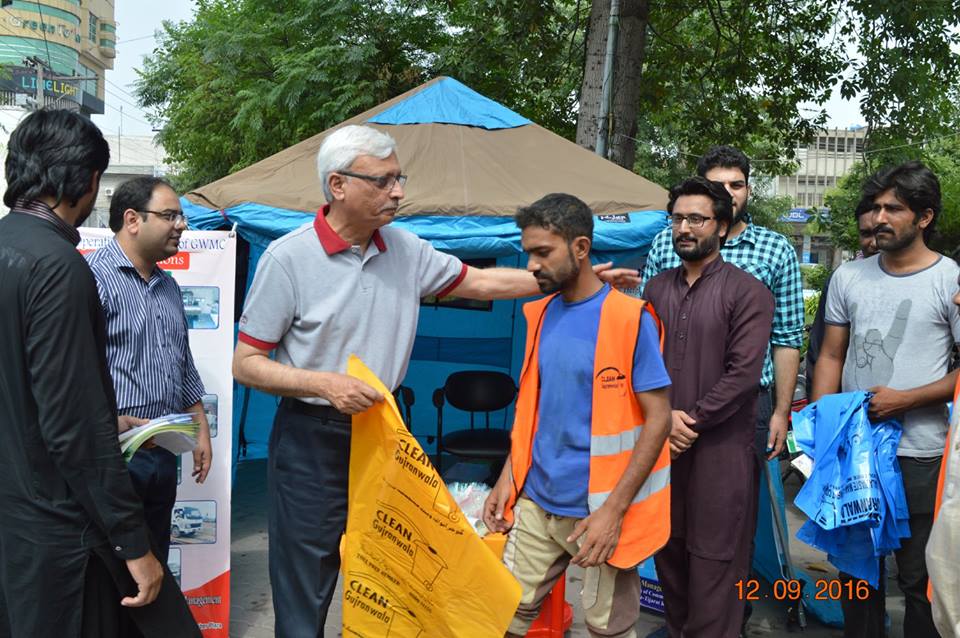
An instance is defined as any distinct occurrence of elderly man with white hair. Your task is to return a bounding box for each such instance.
[232,124,637,637]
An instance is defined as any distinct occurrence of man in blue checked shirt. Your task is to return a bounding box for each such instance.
[642,145,804,464]
[87,176,212,569]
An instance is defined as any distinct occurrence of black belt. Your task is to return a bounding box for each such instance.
[281,398,351,422]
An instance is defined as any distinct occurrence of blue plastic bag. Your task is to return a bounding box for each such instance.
[792,391,910,588]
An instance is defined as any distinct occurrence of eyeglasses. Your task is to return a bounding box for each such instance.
[337,170,408,191]
[668,213,716,228]
[139,209,187,225]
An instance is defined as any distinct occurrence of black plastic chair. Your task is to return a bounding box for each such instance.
[393,385,415,430]
[432,371,517,476]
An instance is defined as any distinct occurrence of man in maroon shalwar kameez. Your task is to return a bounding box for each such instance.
[645,177,775,638]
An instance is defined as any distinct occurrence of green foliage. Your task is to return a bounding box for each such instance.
[136,0,960,195]
[801,264,830,293]
[819,163,871,253]
[804,291,820,323]
[429,0,588,141]
[837,1,960,142]
[744,185,793,234]
[136,0,446,189]
[633,1,842,176]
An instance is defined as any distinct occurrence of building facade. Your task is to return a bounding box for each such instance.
[775,127,867,209]
[772,127,867,270]
[0,0,116,114]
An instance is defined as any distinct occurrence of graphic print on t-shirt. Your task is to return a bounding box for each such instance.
[850,298,911,389]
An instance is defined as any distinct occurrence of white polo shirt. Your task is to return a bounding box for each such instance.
[239,206,466,404]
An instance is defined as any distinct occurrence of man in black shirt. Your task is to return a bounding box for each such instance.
[0,110,198,638]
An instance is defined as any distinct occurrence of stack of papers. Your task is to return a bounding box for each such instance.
[119,413,199,462]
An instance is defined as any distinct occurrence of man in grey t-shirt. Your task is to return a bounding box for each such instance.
[232,125,640,638]
[813,160,960,638]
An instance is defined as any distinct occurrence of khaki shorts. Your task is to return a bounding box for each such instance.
[503,497,640,637]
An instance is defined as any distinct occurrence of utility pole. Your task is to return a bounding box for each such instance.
[35,63,43,109]
[594,0,620,159]
[22,56,95,111]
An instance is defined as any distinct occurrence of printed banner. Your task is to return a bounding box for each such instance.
[343,355,521,637]
[80,229,236,637]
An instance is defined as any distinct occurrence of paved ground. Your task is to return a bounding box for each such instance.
[228,459,904,637]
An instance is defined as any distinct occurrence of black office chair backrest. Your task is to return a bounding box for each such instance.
[393,385,415,427]
[443,371,517,413]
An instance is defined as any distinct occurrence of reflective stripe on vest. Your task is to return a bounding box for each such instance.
[503,287,671,568]
[588,464,671,511]
[591,426,644,457]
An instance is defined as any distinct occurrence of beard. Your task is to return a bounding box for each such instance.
[874,223,919,252]
[674,232,720,262]
[534,249,580,294]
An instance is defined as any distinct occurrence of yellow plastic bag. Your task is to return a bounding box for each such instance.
[343,355,521,637]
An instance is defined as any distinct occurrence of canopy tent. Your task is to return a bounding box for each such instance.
[183,75,670,461]
[182,76,841,628]
[186,76,667,218]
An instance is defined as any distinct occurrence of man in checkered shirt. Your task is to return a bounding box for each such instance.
[642,145,803,467]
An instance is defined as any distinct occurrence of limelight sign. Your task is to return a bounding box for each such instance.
[11,67,80,102]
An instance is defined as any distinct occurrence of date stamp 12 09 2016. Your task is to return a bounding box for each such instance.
[736,578,871,601]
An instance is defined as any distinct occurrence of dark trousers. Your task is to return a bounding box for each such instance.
[127,447,178,565]
[81,545,200,638]
[840,455,942,638]
[752,387,773,461]
[114,447,180,638]
[655,516,754,638]
[741,388,773,628]
[268,399,351,638]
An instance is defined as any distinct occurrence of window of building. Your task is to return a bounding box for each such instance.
[817,136,827,150]
[89,14,98,42]
[100,23,116,34]
[99,38,115,48]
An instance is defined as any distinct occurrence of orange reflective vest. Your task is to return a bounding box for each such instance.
[502,288,671,569]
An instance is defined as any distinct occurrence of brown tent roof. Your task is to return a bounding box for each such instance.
[186,77,667,217]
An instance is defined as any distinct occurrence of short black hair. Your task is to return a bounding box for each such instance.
[515,193,594,243]
[862,160,941,242]
[667,176,734,246]
[4,109,110,209]
[108,176,175,232]
[696,145,750,182]
[854,196,874,219]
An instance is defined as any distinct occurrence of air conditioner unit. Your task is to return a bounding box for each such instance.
[104,187,114,197]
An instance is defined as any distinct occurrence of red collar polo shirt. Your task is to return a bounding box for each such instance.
[238,206,467,404]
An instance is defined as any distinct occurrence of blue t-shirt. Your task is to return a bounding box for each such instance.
[524,284,672,518]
